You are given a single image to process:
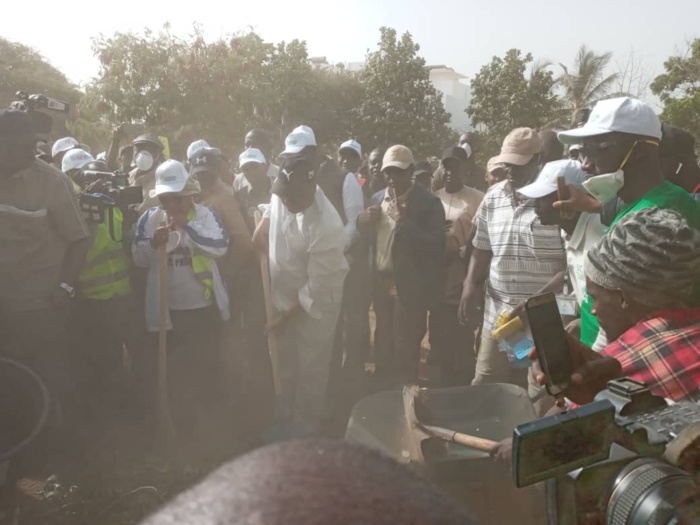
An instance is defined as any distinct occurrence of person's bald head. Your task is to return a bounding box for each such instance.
[538,129,564,165]
[140,440,480,525]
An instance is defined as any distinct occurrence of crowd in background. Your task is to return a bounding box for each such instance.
[2,96,700,481]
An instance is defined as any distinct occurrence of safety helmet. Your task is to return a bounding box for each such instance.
[62,149,94,173]
[131,133,164,150]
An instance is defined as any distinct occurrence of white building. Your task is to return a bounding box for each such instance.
[309,58,472,132]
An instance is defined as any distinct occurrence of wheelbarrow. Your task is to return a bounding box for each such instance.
[345,383,547,525]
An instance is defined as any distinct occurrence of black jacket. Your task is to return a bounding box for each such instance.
[370,185,445,309]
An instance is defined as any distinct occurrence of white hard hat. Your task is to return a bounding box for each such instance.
[61,149,94,173]
[52,137,79,158]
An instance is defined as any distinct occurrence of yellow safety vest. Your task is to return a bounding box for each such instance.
[186,208,214,302]
[79,207,133,300]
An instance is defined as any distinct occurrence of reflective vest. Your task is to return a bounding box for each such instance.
[187,208,214,302]
[79,207,133,300]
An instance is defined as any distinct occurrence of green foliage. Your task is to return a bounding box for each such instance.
[355,27,453,159]
[652,39,700,143]
[554,45,618,127]
[87,26,364,159]
[467,49,558,162]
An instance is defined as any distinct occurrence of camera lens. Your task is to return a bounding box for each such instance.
[606,458,700,525]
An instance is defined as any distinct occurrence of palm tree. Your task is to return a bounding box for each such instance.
[554,45,619,127]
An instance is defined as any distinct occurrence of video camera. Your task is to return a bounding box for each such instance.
[78,171,143,241]
[513,378,700,524]
[10,91,71,135]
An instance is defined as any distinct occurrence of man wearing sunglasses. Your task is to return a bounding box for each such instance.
[132,160,230,445]
[557,97,700,350]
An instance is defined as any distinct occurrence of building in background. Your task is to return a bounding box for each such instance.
[309,58,472,133]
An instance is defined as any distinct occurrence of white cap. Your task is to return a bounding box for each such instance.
[338,139,362,158]
[558,97,662,145]
[518,159,587,199]
[283,125,317,155]
[187,139,210,160]
[239,148,266,168]
[61,149,94,173]
[152,159,201,197]
[459,143,472,159]
[52,137,79,158]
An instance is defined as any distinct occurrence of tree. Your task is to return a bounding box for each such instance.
[554,45,618,127]
[651,39,700,142]
[355,27,452,159]
[612,48,654,102]
[467,49,558,162]
[0,37,82,141]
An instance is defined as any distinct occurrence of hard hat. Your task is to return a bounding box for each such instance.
[62,149,94,173]
[132,133,164,150]
[51,137,79,158]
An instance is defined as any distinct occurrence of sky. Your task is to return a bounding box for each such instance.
[3,0,698,107]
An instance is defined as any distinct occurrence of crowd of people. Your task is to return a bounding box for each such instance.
[2,96,700,481]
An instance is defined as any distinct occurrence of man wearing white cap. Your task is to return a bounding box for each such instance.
[459,128,566,386]
[51,136,79,167]
[61,149,94,191]
[234,147,273,230]
[133,160,230,442]
[557,96,700,349]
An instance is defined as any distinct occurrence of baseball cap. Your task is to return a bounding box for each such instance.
[189,147,223,176]
[338,139,362,158]
[61,148,94,173]
[558,97,662,145]
[187,139,210,160]
[486,156,506,174]
[382,145,414,171]
[518,159,587,200]
[491,128,541,166]
[51,136,79,158]
[459,143,473,159]
[441,146,469,164]
[239,148,267,168]
[271,154,315,197]
[153,159,201,197]
[0,109,37,142]
[283,126,317,155]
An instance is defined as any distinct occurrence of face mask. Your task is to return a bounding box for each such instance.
[135,150,154,172]
[582,140,656,204]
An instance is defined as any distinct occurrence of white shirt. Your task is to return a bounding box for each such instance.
[267,187,349,319]
[473,181,566,331]
[167,245,212,310]
[342,172,364,251]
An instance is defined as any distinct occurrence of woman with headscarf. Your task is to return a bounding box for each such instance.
[538,206,700,405]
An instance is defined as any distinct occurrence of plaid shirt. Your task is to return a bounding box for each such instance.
[602,308,700,402]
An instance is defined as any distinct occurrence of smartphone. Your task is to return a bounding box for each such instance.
[525,293,573,396]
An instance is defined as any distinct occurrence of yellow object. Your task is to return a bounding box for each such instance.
[492,311,524,341]
[159,136,171,159]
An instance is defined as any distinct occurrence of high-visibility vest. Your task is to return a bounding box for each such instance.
[79,207,132,300]
[186,208,214,302]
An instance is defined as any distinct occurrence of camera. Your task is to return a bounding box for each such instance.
[512,378,700,524]
[10,91,71,135]
[78,171,143,240]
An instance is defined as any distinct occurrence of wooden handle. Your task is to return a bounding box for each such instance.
[452,432,498,452]
[157,223,175,438]
[254,211,281,395]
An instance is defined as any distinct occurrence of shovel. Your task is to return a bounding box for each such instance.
[402,385,497,461]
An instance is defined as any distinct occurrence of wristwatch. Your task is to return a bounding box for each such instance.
[59,282,76,299]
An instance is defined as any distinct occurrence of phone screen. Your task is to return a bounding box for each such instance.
[526,293,573,394]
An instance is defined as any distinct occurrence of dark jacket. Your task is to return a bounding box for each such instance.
[370,185,445,309]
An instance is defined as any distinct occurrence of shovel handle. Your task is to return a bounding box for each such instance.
[452,432,498,452]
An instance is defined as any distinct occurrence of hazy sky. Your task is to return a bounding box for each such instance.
[3,0,698,105]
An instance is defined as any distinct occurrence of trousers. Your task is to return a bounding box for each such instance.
[472,332,527,388]
[276,301,342,438]
[428,303,476,386]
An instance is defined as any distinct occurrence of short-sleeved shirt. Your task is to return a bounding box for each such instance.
[0,160,89,311]
[580,181,700,346]
[472,181,566,331]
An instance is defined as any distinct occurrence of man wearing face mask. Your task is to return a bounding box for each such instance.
[0,110,91,430]
[459,128,566,386]
[557,97,700,349]
[129,133,166,213]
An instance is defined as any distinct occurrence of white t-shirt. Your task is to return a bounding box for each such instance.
[167,245,212,310]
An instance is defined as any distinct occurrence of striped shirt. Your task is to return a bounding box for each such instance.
[473,181,565,331]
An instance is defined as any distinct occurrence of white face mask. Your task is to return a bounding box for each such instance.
[582,170,624,204]
[135,150,154,172]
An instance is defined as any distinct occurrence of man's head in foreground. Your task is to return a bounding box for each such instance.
[140,440,479,525]
[382,145,415,196]
[0,110,38,177]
